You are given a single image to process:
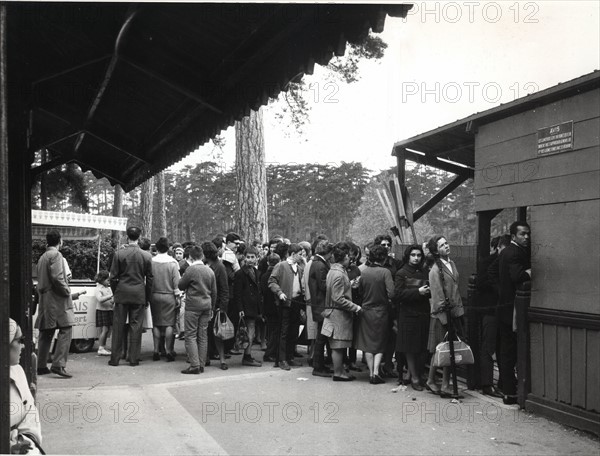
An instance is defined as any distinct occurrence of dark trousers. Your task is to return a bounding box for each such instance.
[264,314,279,359]
[312,320,328,370]
[38,326,72,369]
[111,303,144,365]
[498,321,517,396]
[276,304,300,363]
[480,314,498,387]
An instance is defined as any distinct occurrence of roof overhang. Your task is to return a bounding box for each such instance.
[7,2,412,191]
[392,70,600,174]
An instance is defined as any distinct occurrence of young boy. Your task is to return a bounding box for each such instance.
[233,246,262,366]
[95,270,114,356]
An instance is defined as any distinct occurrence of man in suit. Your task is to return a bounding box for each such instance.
[36,230,75,378]
[477,234,510,398]
[268,243,304,371]
[108,226,153,367]
[308,239,334,377]
[497,221,531,404]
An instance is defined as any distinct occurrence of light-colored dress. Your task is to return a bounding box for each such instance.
[150,253,181,326]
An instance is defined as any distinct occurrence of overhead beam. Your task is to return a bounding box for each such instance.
[413,174,469,222]
[120,57,223,114]
[399,147,475,179]
[32,55,111,85]
[30,155,68,177]
[74,159,126,188]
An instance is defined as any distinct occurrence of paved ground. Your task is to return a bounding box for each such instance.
[36,337,599,455]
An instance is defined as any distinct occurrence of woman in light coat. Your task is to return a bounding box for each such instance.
[321,242,362,381]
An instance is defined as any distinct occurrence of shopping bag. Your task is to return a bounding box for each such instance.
[433,335,474,367]
[213,311,235,341]
[234,316,250,350]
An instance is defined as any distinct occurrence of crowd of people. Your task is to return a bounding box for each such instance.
[29,221,531,402]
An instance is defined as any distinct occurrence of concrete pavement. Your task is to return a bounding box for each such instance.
[35,338,599,455]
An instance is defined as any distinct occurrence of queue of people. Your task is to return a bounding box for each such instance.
[29,221,531,396]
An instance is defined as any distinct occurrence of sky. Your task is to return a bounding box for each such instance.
[169,1,600,174]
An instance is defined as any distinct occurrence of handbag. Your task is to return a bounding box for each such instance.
[213,311,235,341]
[234,316,250,350]
[433,333,474,367]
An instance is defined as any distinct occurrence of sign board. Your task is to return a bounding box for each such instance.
[537,121,574,156]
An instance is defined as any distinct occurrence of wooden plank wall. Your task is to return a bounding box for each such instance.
[474,86,600,418]
[474,88,600,211]
[530,323,600,413]
[530,200,599,314]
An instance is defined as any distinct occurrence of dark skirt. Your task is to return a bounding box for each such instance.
[96,309,113,328]
[355,305,388,353]
[396,313,430,353]
[427,316,464,353]
[150,293,177,327]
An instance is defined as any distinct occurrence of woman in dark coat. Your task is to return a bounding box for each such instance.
[355,245,395,384]
[394,244,431,391]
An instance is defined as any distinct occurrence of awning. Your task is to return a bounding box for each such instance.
[8,3,413,191]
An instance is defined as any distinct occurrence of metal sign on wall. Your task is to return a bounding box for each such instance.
[537,121,574,156]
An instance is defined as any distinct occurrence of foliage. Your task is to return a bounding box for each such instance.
[33,235,115,281]
[31,159,89,212]
[271,33,388,136]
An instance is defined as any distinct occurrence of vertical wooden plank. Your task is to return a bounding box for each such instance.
[585,329,600,412]
[571,328,587,408]
[529,322,544,396]
[543,324,558,401]
[0,4,11,453]
[556,325,571,404]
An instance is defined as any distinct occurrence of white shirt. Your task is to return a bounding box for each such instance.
[440,257,453,274]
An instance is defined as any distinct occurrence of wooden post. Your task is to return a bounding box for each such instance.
[0,4,10,452]
[516,281,531,408]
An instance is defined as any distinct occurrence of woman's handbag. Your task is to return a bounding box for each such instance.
[213,311,235,341]
[433,333,474,367]
[234,316,250,350]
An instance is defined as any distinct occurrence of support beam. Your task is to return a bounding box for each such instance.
[398,147,475,179]
[32,55,111,85]
[0,5,10,452]
[413,174,469,222]
[120,57,223,114]
[476,209,503,264]
[30,154,68,177]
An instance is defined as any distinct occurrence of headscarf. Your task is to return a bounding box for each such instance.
[9,318,22,345]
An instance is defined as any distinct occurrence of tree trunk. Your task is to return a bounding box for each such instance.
[156,171,167,237]
[140,177,154,239]
[235,107,268,243]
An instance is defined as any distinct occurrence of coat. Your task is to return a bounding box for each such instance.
[429,258,464,326]
[475,252,498,316]
[308,255,330,322]
[234,265,262,318]
[497,242,531,325]
[321,263,361,341]
[35,246,74,330]
[393,263,430,317]
[110,243,153,306]
[268,260,304,308]
[260,265,278,317]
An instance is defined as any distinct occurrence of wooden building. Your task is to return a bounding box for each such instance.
[0,4,412,450]
[393,71,600,434]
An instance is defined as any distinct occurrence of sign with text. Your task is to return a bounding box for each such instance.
[537,121,574,156]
